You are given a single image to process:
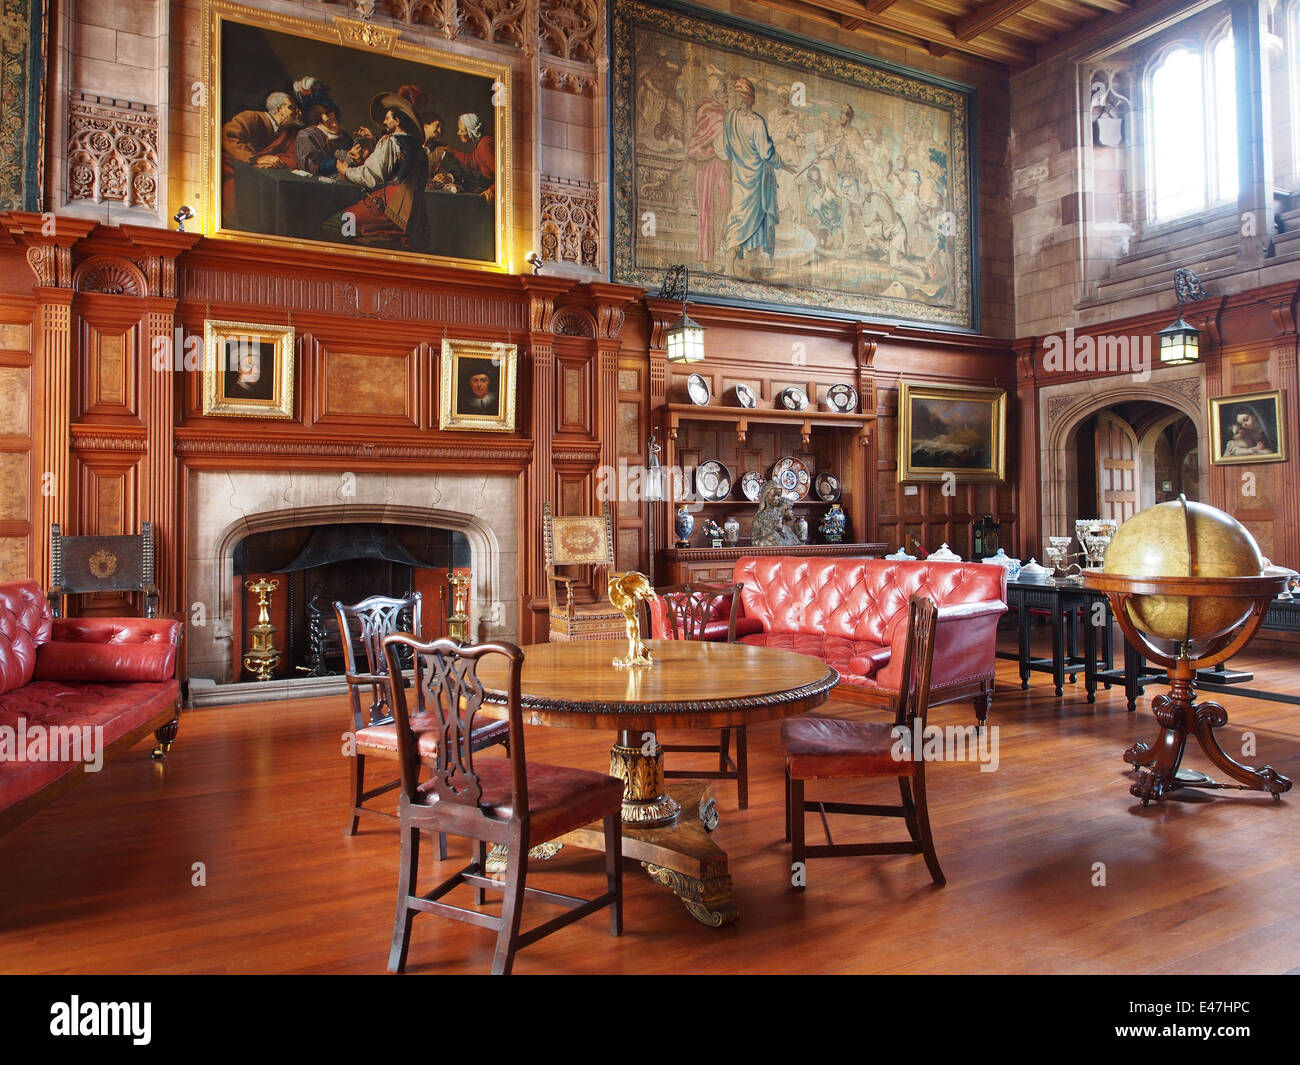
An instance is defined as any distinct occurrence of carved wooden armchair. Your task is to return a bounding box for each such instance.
[47,522,159,618]
[543,502,624,641]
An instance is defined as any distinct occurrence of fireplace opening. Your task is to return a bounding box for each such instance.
[232,523,470,681]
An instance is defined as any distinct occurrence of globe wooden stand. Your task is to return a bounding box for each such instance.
[1084,572,1293,805]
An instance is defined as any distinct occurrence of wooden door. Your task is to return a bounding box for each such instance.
[1095,410,1139,522]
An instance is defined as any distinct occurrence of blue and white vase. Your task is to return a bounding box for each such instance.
[675,505,695,547]
[819,504,846,543]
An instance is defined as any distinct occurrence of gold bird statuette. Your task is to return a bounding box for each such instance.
[608,571,657,668]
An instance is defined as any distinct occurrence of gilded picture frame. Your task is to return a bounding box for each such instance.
[202,320,296,419]
[611,0,976,328]
[1209,389,1286,465]
[439,339,517,432]
[202,0,513,270]
[899,382,1005,483]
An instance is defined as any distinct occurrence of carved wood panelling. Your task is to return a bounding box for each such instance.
[66,93,159,210]
[319,349,417,425]
[0,323,31,349]
[0,537,25,582]
[556,354,591,434]
[180,271,527,329]
[77,459,137,539]
[0,366,30,435]
[553,306,596,337]
[173,433,534,463]
[540,177,599,268]
[0,453,27,522]
[74,257,147,296]
[78,320,139,418]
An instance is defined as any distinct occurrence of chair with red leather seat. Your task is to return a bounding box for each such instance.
[650,581,753,809]
[782,594,945,888]
[333,593,509,851]
[381,634,624,975]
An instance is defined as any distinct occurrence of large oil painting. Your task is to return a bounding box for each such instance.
[203,1,512,269]
[899,382,1005,483]
[612,0,975,328]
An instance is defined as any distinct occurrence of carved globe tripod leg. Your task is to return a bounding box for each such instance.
[1189,698,1293,800]
[610,730,680,826]
[1126,690,1191,803]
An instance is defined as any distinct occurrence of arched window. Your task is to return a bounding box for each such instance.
[1210,30,1239,204]
[1148,46,1207,220]
[1145,26,1240,222]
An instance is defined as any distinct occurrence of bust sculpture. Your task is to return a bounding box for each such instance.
[750,480,801,547]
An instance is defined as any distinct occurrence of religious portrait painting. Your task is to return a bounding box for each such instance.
[439,339,517,432]
[1209,390,1286,465]
[612,0,976,328]
[202,320,296,419]
[203,1,512,269]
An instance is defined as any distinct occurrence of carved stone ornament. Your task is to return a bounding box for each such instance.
[540,176,599,268]
[67,93,158,210]
[538,65,595,95]
[459,0,528,47]
[539,0,600,62]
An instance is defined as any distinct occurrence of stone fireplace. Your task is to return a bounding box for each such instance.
[186,470,519,687]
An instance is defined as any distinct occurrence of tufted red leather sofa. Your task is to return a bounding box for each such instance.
[0,580,181,836]
[731,557,1007,724]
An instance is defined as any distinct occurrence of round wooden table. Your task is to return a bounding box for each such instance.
[475,639,838,926]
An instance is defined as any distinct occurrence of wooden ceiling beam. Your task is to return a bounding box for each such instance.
[1077,0,1134,13]
[921,0,1077,34]
[863,0,900,11]
[773,0,1034,64]
[954,0,1041,41]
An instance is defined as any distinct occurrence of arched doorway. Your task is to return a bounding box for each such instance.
[1038,369,1207,556]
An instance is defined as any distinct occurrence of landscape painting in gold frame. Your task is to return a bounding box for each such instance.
[899,382,1005,483]
[439,339,517,432]
[202,0,512,270]
[202,320,296,419]
[1209,389,1286,465]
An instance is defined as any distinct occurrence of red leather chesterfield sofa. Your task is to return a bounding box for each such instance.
[0,580,182,836]
[731,557,1008,725]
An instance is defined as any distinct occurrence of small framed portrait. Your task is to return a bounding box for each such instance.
[1209,390,1286,465]
[202,320,295,418]
[898,382,1006,483]
[439,338,517,431]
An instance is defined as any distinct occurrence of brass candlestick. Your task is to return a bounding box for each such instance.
[448,572,471,643]
[242,577,281,681]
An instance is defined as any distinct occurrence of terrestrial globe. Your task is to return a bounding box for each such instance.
[1101,497,1264,645]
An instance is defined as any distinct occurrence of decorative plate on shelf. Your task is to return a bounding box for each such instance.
[815,473,841,501]
[824,384,858,413]
[740,471,764,501]
[686,373,711,406]
[770,456,811,500]
[778,386,809,412]
[695,460,732,502]
[734,383,756,408]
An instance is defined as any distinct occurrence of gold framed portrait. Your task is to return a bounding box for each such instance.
[202,0,513,271]
[1209,390,1286,465]
[899,382,1006,483]
[202,320,296,419]
[439,339,517,432]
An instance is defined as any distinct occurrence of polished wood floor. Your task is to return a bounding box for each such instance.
[2,634,1298,975]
